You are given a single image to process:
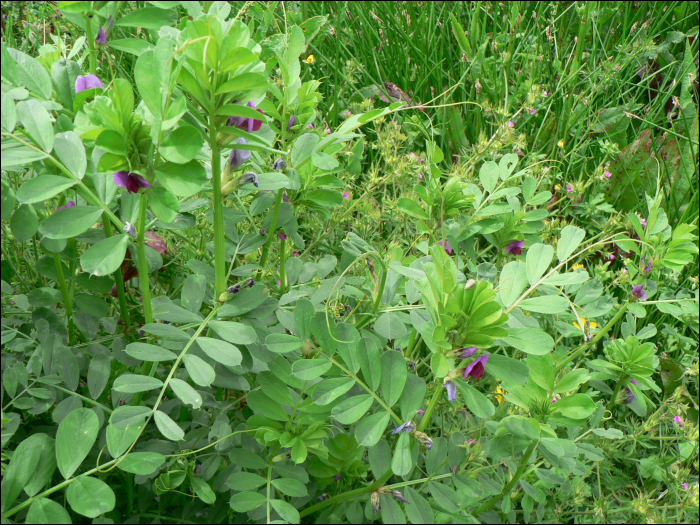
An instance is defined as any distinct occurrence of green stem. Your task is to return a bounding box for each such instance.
[209,117,226,298]
[354,253,388,330]
[54,253,75,345]
[136,193,152,324]
[84,15,97,76]
[258,189,284,270]
[471,441,538,516]
[417,382,443,432]
[103,213,130,330]
[279,236,287,293]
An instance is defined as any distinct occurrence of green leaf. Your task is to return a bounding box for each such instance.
[16,99,54,152]
[554,369,591,393]
[331,395,374,424]
[113,374,164,393]
[229,491,266,512]
[149,186,180,223]
[549,393,596,421]
[404,486,435,524]
[227,472,267,491]
[485,353,529,384]
[208,320,257,345]
[270,499,300,523]
[155,160,208,197]
[153,410,185,441]
[216,73,269,95]
[197,337,242,367]
[291,358,332,381]
[134,50,162,117]
[7,48,52,99]
[539,437,577,457]
[455,379,495,418]
[153,296,204,323]
[526,244,554,284]
[293,298,315,340]
[181,273,206,313]
[479,161,499,193]
[397,198,429,219]
[109,38,155,56]
[381,350,407,406]
[502,327,554,355]
[312,377,355,405]
[169,378,202,409]
[498,261,528,307]
[519,295,570,314]
[391,431,413,476]
[10,204,38,241]
[355,412,391,447]
[125,342,177,362]
[291,133,320,167]
[1,434,42,513]
[527,354,555,391]
[66,476,116,518]
[1,186,16,221]
[39,206,103,240]
[271,478,307,497]
[557,225,586,261]
[1,90,17,133]
[26,498,72,524]
[80,234,129,277]
[374,312,408,340]
[117,452,165,475]
[115,7,177,30]
[56,408,99,479]
[311,150,339,170]
[16,176,77,204]
[503,415,540,441]
[544,271,590,286]
[160,126,203,164]
[190,476,216,504]
[399,374,427,420]
[430,352,449,378]
[265,333,304,353]
[183,354,216,387]
[380,494,407,524]
[23,434,57,497]
[54,131,87,179]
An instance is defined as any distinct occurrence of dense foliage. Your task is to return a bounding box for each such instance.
[1,1,698,524]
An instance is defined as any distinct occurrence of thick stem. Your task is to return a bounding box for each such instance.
[136,193,152,324]
[54,253,75,345]
[258,189,284,269]
[279,236,287,293]
[84,15,97,76]
[103,213,130,330]
[209,128,226,298]
[471,441,538,516]
[417,382,443,432]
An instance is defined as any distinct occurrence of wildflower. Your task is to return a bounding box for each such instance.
[123,222,136,238]
[245,278,256,288]
[229,138,252,170]
[610,254,615,261]
[643,259,652,273]
[573,319,597,330]
[631,284,646,301]
[552,395,558,403]
[272,158,287,171]
[317,493,329,502]
[307,123,313,128]
[56,201,76,212]
[293,250,299,256]
[227,285,241,295]
[417,156,423,162]
[557,139,565,148]
[342,192,350,199]
[640,217,647,227]
[408,361,416,371]
[604,171,612,178]
[95,15,113,45]
[304,54,315,64]
[507,120,515,127]
[391,490,410,504]
[506,240,524,255]
[75,74,103,93]
[392,421,416,434]
[286,115,296,131]
[237,172,259,188]
[530,109,536,115]
[453,465,458,475]
[630,379,637,385]
[195,464,202,474]
[114,171,150,194]
[443,380,457,401]
[278,233,287,240]
[572,263,584,270]
[543,91,548,96]
[438,239,452,255]
[418,172,423,179]
[413,430,433,450]
[417,409,425,415]
[334,473,342,482]
[624,388,636,404]
[673,415,684,427]
[344,110,350,116]
[390,120,396,124]
[682,483,689,490]
[463,354,489,380]
[455,347,477,359]
[495,385,507,404]
[227,101,263,133]
[615,65,621,70]
[80,381,86,387]
[277,280,281,286]
[566,184,573,192]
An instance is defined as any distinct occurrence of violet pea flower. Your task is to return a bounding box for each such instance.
[227,101,263,133]
[455,347,477,359]
[286,115,296,131]
[631,284,647,301]
[392,421,416,434]
[272,158,287,171]
[674,415,684,427]
[75,74,103,93]
[278,233,287,240]
[237,171,259,188]
[624,388,636,404]
[463,354,489,380]
[56,201,76,212]
[229,138,252,170]
[443,380,457,402]
[506,240,524,255]
[114,171,151,194]
[438,239,452,255]
[95,26,107,45]
[123,221,137,238]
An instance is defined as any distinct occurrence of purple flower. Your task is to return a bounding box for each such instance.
[342,192,350,199]
[95,26,107,45]
[438,239,452,255]
[543,91,548,97]
[344,110,350,116]
[682,483,689,490]
[673,415,684,427]
[80,381,86,387]
[286,115,296,131]
[273,158,287,171]
[56,201,76,212]
[114,171,150,194]
[529,109,536,115]
[463,354,489,380]
[195,464,202,474]
[624,388,636,404]
[227,285,241,295]
[615,65,621,70]
[334,473,342,482]
[75,74,103,93]
[293,250,299,256]
[630,378,637,385]
[307,123,313,128]
[609,254,616,261]
[229,138,252,170]
[227,101,263,133]
[418,172,423,179]
[392,421,416,434]
[278,233,287,240]
[640,217,647,227]
[604,171,612,178]
[417,409,425,415]
[455,347,477,359]
[277,280,281,286]
[123,221,136,238]
[566,184,573,193]
[507,120,515,127]
[417,156,423,162]
[644,259,652,273]
[452,465,457,475]
[237,172,259,188]
[552,395,558,403]
[391,490,409,504]
[443,380,457,402]
[631,285,646,301]
[506,240,524,255]
[390,120,396,124]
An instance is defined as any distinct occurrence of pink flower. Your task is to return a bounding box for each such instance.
[438,239,452,255]
[278,233,287,240]
[566,184,573,192]
[344,110,350,115]
[604,171,612,178]
[452,465,457,475]
[342,192,350,199]
[417,409,425,415]
[507,120,515,127]
[682,483,689,490]
[307,123,313,128]
[417,156,423,162]
[615,65,621,70]
[390,120,396,125]
[506,240,524,255]
[463,354,489,380]
[293,250,299,256]
[552,395,558,403]
[75,74,103,93]
[418,172,423,179]
[640,217,647,227]
[530,109,536,115]
[543,91,548,97]
[277,280,281,285]
[673,415,684,427]
[609,254,615,260]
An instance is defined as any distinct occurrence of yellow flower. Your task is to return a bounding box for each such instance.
[557,139,565,148]
[304,54,315,64]
[573,319,598,330]
[495,385,507,404]
[554,184,561,190]
[572,263,584,270]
